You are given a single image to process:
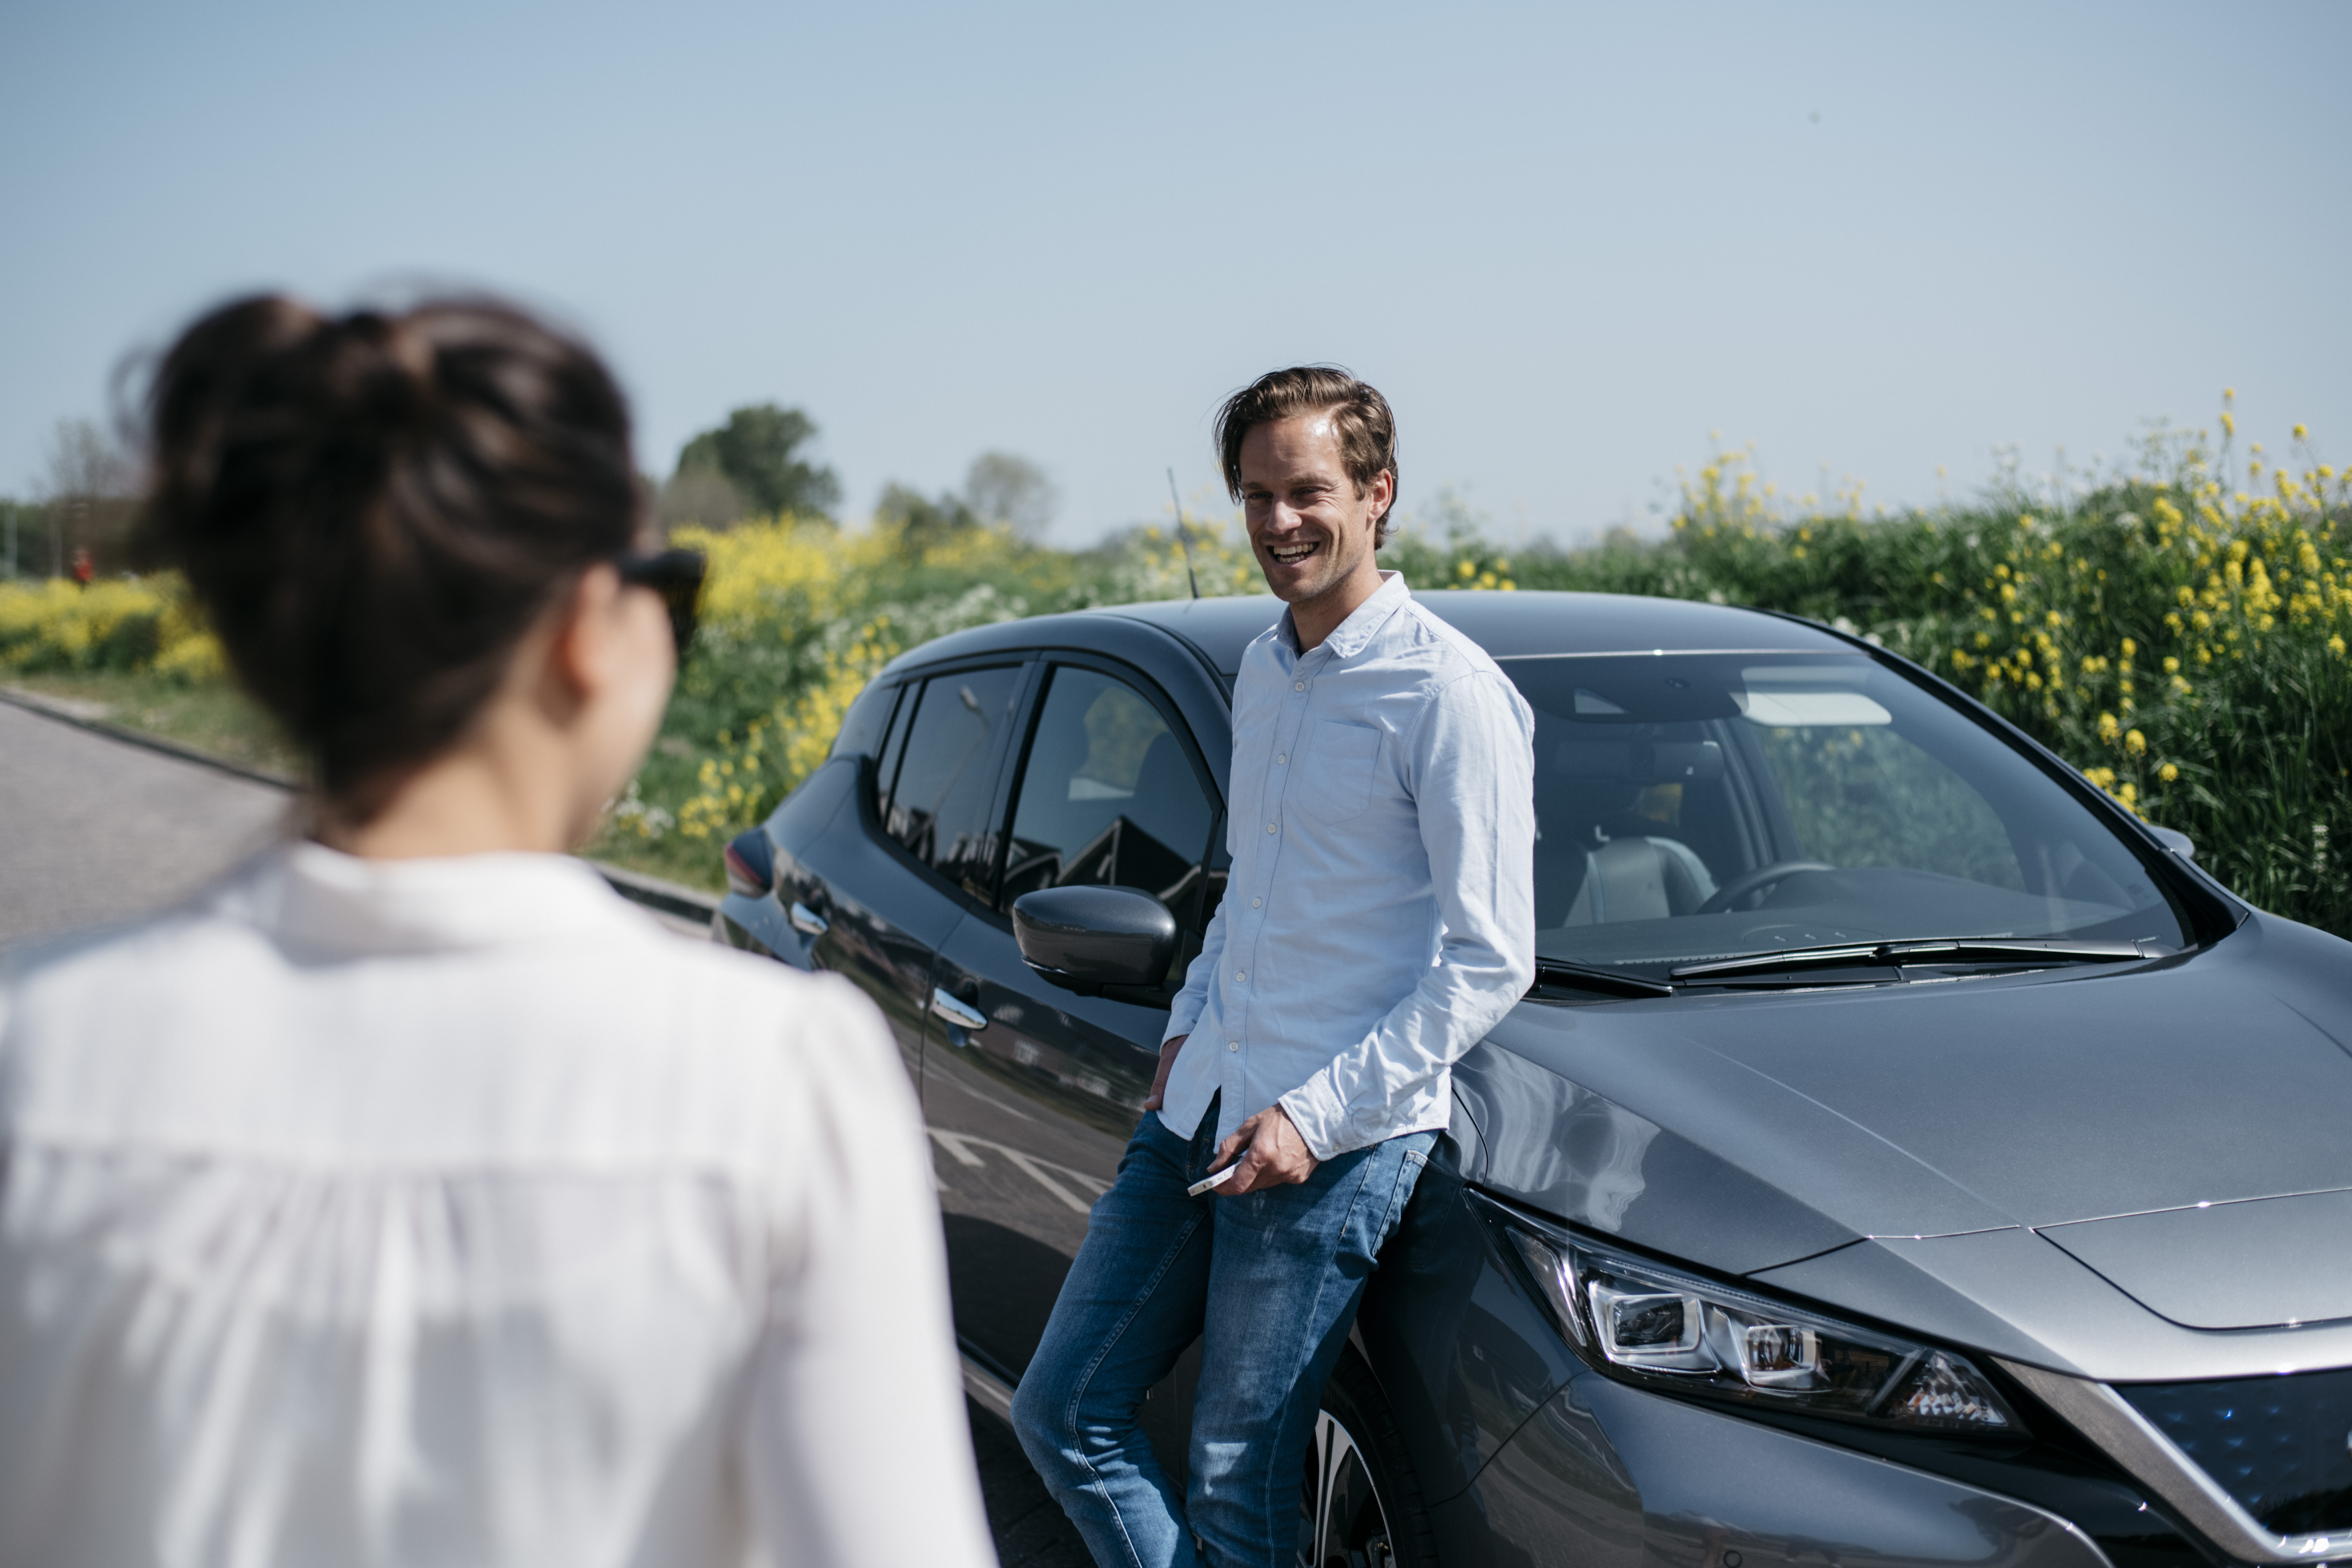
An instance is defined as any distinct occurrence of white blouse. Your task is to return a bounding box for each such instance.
[0,842,995,1568]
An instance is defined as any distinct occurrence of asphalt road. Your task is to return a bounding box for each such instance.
[0,697,1093,1565]
[0,697,289,948]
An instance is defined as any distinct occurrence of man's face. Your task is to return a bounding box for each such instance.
[1238,414,1393,609]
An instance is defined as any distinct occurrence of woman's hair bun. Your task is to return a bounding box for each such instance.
[139,292,641,813]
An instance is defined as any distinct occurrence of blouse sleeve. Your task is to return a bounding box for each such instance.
[739,977,997,1568]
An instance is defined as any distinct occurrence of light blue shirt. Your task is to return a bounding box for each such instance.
[1159,573,1537,1160]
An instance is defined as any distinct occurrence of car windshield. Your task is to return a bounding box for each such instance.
[1500,651,2188,975]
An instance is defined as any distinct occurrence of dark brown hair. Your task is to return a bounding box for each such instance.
[1213,366,1400,546]
[138,295,640,814]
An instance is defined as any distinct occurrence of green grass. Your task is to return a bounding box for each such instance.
[5,669,304,779]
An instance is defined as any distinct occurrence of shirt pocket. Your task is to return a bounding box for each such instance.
[1298,720,1383,822]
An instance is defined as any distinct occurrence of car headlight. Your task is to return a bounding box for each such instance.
[1491,1206,2023,1437]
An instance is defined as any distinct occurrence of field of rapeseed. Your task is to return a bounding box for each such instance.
[4,403,2344,932]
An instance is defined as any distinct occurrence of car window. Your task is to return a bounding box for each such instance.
[1505,652,2187,972]
[884,665,1026,902]
[831,676,901,763]
[1001,665,1217,928]
[872,680,915,823]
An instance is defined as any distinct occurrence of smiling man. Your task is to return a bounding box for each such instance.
[1011,366,1536,1568]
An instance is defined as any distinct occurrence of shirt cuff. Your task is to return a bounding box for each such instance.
[1277,1076,1353,1162]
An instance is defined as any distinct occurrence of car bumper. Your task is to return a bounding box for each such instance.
[1434,1370,2114,1568]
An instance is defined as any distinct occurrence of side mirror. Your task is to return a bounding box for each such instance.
[2147,824,2197,861]
[1012,886,1179,1006]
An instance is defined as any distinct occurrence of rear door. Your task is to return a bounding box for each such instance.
[782,660,1031,1086]
[925,655,1227,1379]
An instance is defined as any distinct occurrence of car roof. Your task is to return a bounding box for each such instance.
[1095,589,1849,675]
[873,589,1853,683]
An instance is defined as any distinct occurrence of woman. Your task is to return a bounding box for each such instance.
[0,296,995,1568]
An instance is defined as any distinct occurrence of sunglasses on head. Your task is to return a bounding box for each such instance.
[614,548,707,661]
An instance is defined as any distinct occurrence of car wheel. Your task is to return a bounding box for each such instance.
[1297,1350,1437,1568]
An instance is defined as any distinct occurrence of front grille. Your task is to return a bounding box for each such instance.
[2119,1367,2352,1535]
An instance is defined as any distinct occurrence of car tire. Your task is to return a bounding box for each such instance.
[1300,1348,1438,1568]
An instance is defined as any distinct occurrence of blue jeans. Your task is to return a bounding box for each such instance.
[1011,1105,1435,1568]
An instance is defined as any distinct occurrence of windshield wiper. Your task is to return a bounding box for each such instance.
[1531,959,1677,999]
[1671,937,2155,983]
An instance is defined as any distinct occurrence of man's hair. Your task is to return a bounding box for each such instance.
[1214,366,1399,547]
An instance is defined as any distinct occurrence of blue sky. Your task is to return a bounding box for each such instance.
[3,1,2346,545]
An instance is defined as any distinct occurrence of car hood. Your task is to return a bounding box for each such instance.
[1455,913,2352,1378]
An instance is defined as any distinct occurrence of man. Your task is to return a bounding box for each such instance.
[1011,366,1536,1568]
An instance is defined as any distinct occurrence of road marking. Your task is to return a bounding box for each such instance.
[998,1148,1094,1215]
[926,1125,1108,1215]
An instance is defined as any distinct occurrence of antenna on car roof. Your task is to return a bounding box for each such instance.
[1166,468,1201,600]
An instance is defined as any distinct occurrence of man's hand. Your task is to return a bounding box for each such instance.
[1143,1035,1185,1111]
[1209,1104,1318,1195]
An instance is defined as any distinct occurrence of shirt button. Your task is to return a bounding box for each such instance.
[1276,753,1287,764]
[1235,971,1246,982]
[1228,1041,1239,1052]
[1266,822,1277,833]
[1252,896,1262,907]
[1293,681,1305,691]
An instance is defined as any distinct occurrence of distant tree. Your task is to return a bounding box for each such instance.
[675,403,841,521]
[658,468,750,531]
[0,498,38,580]
[40,418,137,578]
[875,480,977,559]
[963,452,1058,540]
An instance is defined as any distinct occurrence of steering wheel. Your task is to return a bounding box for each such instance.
[1694,860,1836,916]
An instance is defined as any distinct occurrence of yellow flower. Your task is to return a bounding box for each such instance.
[2220,412,2236,438]
[2096,711,2120,743]
[2124,729,2146,757]
[2159,763,2179,783]
[2293,424,2309,441]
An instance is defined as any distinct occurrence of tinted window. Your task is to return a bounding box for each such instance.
[873,681,915,822]
[1506,652,2187,971]
[885,666,1026,901]
[1002,666,1216,926]
[831,676,900,762]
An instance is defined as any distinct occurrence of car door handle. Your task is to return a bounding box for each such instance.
[930,988,987,1031]
[789,901,829,936]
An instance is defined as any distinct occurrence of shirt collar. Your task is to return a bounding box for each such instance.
[219,840,653,958]
[1278,570,1411,662]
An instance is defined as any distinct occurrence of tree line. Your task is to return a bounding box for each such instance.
[653,402,1058,545]
[2,402,1062,581]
